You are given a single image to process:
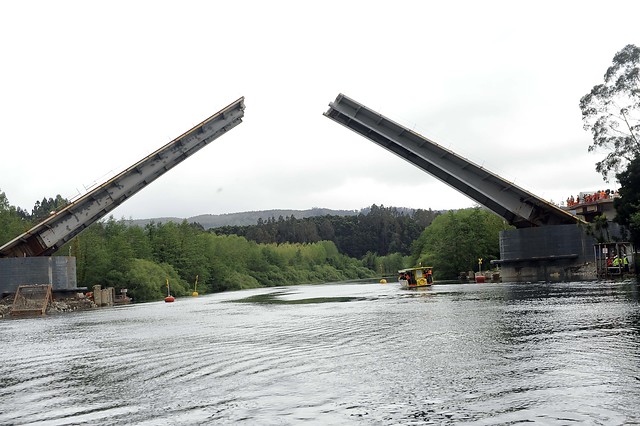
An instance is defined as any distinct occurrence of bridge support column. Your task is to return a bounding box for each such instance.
[492,225,597,282]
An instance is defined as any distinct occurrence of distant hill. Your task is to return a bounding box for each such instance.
[125,208,362,230]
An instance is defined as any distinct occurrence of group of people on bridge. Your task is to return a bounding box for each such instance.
[566,189,618,207]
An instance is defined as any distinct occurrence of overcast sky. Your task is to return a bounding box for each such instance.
[1,1,638,220]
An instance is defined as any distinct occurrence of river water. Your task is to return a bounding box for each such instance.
[2,279,640,425]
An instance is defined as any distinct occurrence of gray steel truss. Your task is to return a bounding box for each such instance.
[0,97,245,258]
[324,93,583,228]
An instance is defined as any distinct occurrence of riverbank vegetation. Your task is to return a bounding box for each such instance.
[581,44,640,249]
[410,208,512,280]
[214,204,439,259]
[1,189,513,300]
[66,218,375,302]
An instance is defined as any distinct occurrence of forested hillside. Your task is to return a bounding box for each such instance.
[125,208,361,229]
[0,191,385,302]
[411,209,513,279]
[213,204,440,259]
[65,218,375,302]
[1,188,509,298]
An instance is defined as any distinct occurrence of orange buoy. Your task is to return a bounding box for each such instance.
[164,278,175,302]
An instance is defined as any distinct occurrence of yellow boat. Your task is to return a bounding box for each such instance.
[398,267,434,288]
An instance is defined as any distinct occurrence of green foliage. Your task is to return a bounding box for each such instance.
[0,191,71,247]
[0,190,30,246]
[214,204,439,259]
[58,218,377,301]
[381,253,410,275]
[31,194,69,222]
[72,223,110,286]
[411,208,512,280]
[362,251,409,276]
[628,212,640,246]
[615,155,640,245]
[125,259,189,302]
[0,194,380,303]
[580,44,640,181]
[582,214,611,243]
[1,189,515,299]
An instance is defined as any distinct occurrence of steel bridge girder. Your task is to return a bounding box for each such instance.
[324,94,582,228]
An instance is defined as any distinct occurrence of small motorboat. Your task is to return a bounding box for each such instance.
[398,267,434,289]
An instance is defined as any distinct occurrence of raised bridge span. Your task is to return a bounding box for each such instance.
[0,97,245,259]
[324,93,584,229]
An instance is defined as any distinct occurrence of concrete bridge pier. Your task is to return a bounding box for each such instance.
[492,225,598,282]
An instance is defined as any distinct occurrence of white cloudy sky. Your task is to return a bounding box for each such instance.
[0,1,637,220]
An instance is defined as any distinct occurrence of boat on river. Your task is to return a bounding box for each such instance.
[398,267,434,289]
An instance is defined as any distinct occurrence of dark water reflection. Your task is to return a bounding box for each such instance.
[1,280,640,425]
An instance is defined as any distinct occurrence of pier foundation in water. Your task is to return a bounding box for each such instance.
[493,225,597,282]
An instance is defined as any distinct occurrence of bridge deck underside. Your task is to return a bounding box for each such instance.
[324,94,582,228]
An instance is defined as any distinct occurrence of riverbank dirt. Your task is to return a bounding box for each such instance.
[0,293,97,319]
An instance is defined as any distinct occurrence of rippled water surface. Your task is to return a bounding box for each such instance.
[2,280,640,425]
